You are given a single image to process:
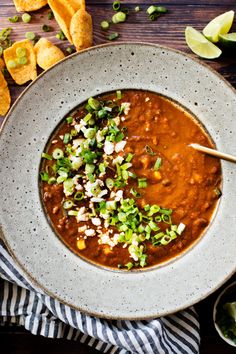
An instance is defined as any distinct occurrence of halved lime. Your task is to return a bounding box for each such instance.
[203,10,234,43]
[185,26,222,59]
[219,32,236,49]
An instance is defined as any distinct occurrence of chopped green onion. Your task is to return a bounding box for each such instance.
[0,46,3,57]
[107,32,119,41]
[125,262,134,270]
[98,109,107,119]
[138,178,147,188]
[63,133,71,144]
[126,153,133,162]
[22,13,31,23]
[70,129,77,136]
[42,24,52,32]
[63,178,74,194]
[25,31,36,40]
[88,97,100,110]
[17,56,27,65]
[112,12,126,24]
[52,148,64,159]
[84,112,92,122]
[68,210,78,216]
[40,172,49,181]
[85,163,95,174]
[66,116,73,124]
[8,16,19,23]
[63,200,74,209]
[112,1,120,11]
[159,208,172,215]
[87,173,95,182]
[42,152,52,160]
[145,145,156,156]
[116,90,122,100]
[130,188,141,198]
[135,6,141,12]
[154,157,162,171]
[84,128,96,139]
[48,177,56,185]
[74,191,84,201]
[66,47,74,54]
[16,47,26,57]
[146,5,157,15]
[7,59,17,69]
[106,178,114,190]
[101,20,110,30]
[149,13,160,21]
[156,6,168,13]
[48,11,54,20]
[56,30,66,40]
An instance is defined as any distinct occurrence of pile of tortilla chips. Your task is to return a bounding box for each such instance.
[0,0,93,116]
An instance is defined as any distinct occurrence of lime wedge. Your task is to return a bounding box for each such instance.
[219,32,236,49]
[185,26,222,59]
[203,10,234,43]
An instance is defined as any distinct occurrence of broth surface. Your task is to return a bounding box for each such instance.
[40,90,221,269]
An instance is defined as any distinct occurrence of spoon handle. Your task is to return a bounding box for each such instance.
[190,143,236,163]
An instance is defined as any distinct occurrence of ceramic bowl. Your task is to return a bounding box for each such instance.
[0,43,236,319]
[213,281,236,347]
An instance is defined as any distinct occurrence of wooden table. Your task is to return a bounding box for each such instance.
[0,1,236,353]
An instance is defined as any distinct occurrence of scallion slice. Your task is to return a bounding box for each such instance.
[138,178,147,188]
[42,152,52,160]
[145,145,156,156]
[101,20,110,30]
[154,157,162,170]
[52,148,64,159]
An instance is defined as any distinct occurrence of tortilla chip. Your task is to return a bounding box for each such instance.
[34,38,65,70]
[13,0,47,12]
[0,58,5,71]
[3,39,37,85]
[70,9,93,52]
[48,0,75,44]
[0,71,11,116]
[68,0,85,12]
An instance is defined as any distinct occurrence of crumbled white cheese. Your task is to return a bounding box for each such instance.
[84,179,104,197]
[78,225,87,232]
[104,140,115,155]
[91,217,101,226]
[85,228,96,237]
[112,156,124,165]
[72,138,85,149]
[121,102,131,115]
[70,156,83,170]
[130,252,139,262]
[76,207,89,222]
[74,119,86,133]
[145,97,150,102]
[115,190,123,201]
[96,130,105,143]
[91,197,104,203]
[115,140,126,153]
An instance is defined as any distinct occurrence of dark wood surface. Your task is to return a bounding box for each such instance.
[0,1,236,353]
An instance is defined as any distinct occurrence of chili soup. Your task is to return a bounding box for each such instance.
[40,90,221,270]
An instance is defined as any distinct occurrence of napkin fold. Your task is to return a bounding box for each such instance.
[0,240,200,354]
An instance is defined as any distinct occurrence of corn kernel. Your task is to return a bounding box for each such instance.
[154,171,162,180]
[77,239,86,250]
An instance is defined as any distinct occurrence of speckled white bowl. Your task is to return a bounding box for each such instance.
[213,281,236,347]
[0,43,236,319]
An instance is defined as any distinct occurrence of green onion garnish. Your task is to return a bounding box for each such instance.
[22,13,31,23]
[130,188,141,198]
[42,25,52,32]
[147,5,157,15]
[101,20,110,30]
[52,148,64,160]
[74,191,84,201]
[112,1,120,11]
[145,145,156,156]
[17,56,27,65]
[126,153,133,162]
[156,6,168,13]
[16,47,26,57]
[154,157,162,170]
[135,6,141,12]
[138,178,147,188]
[107,32,119,41]
[125,262,134,270]
[106,178,114,190]
[48,11,54,20]
[40,171,49,181]
[66,116,73,124]
[63,200,74,209]
[66,47,74,54]
[112,12,126,24]
[8,16,19,23]
[42,152,52,160]
[48,177,56,185]
[116,90,122,100]
[63,133,71,144]
[56,30,66,40]
[25,31,35,40]
[88,97,100,110]
[7,59,16,69]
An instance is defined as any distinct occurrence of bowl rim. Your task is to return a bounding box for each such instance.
[213,281,236,347]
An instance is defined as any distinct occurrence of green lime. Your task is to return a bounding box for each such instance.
[185,26,222,59]
[219,32,236,49]
[203,10,234,43]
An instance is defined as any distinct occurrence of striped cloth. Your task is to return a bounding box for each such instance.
[0,240,200,354]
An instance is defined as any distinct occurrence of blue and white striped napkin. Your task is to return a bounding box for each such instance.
[0,240,200,354]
